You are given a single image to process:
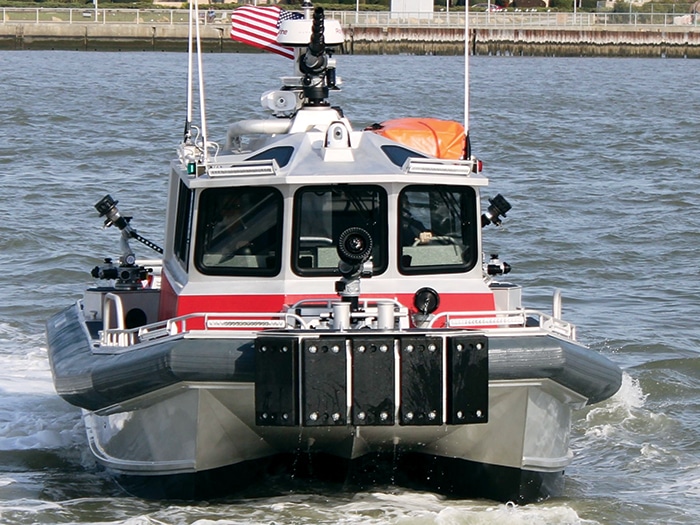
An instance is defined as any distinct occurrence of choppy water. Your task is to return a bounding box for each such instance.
[1,50,699,524]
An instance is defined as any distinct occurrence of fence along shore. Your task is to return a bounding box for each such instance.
[2,8,700,57]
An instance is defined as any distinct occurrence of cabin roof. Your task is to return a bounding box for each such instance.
[178,122,488,189]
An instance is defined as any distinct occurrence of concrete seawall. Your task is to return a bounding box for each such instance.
[347,26,700,57]
[2,22,700,57]
[0,23,228,52]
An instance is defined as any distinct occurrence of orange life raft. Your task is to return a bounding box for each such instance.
[367,118,466,160]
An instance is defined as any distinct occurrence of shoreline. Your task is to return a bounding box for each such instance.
[2,23,700,57]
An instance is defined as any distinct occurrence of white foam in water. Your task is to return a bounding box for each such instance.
[608,372,647,410]
[0,324,55,395]
[122,517,171,525]
[583,372,648,439]
[664,465,700,498]
[0,323,84,453]
[435,503,598,525]
[0,410,82,452]
[190,491,600,525]
[0,377,83,452]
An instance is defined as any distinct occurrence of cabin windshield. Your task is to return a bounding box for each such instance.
[399,185,478,274]
[293,185,388,276]
[194,187,283,276]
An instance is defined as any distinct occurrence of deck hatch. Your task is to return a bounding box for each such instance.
[301,337,348,426]
[255,336,299,426]
[399,336,443,425]
[447,335,489,424]
[351,336,395,426]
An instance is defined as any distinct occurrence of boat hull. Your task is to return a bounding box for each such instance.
[84,378,573,503]
[112,449,565,504]
[47,302,620,503]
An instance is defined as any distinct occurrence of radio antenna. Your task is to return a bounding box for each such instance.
[463,4,472,159]
[183,0,209,165]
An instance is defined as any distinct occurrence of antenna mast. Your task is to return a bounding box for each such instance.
[185,0,194,142]
[463,4,471,159]
[184,0,209,165]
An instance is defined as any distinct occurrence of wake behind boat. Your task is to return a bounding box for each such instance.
[46,2,621,503]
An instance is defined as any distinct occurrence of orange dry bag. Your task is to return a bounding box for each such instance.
[367,118,466,160]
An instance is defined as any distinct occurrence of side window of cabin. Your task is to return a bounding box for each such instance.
[293,185,388,276]
[195,187,283,276]
[399,185,478,274]
[174,180,193,267]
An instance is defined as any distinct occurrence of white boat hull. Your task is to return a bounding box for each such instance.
[83,377,583,501]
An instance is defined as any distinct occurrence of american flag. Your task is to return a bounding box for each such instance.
[230,6,304,60]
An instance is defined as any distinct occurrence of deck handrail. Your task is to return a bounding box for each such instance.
[97,305,575,349]
[98,310,309,348]
[429,308,576,339]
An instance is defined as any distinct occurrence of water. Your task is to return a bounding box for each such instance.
[1,50,699,524]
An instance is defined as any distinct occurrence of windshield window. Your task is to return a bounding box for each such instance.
[173,180,193,267]
[399,186,478,274]
[293,185,387,276]
[195,187,283,276]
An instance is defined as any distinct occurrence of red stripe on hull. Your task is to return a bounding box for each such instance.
[158,273,495,325]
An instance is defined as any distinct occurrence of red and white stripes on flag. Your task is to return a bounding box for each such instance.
[230,5,303,60]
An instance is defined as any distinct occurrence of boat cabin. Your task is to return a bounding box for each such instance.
[155,107,510,328]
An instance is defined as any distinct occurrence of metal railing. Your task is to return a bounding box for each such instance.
[1,7,698,28]
[429,308,576,339]
[97,304,573,349]
[99,310,309,349]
